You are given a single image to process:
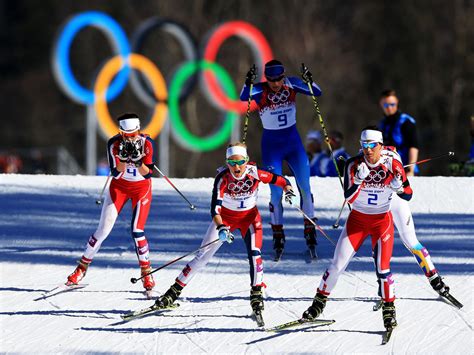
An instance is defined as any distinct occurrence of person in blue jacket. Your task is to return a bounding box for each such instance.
[379,89,419,176]
[240,59,322,260]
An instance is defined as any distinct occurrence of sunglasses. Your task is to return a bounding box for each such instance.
[226,158,247,167]
[383,103,397,108]
[265,75,284,82]
[361,142,379,149]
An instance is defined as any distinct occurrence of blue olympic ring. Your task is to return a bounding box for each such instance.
[53,11,131,104]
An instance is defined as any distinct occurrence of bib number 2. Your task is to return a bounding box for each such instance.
[368,193,378,205]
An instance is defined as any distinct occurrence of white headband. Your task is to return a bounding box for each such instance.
[226,146,248,159]
[360,129,383,143]
[119,118,140,133]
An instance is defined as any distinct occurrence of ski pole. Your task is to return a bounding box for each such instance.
[154,164,196,210]
[332,151,456,229]
[404,151,455,168]
[95,174,111,205]
[242,64,256,144]
[131,237,224,283]
[332,200,346,229]
[301,63,345,190]
[290,203,336,246]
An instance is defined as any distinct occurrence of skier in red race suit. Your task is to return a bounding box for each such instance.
[301,127,413,330]
[151,142,296,317]
[66,113,157,296]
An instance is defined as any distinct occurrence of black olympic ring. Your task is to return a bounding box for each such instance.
[130,18,199,107]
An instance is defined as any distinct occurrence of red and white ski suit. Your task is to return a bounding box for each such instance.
[176,163,289,288]
[318,149,412,302]
[80,133,155,269]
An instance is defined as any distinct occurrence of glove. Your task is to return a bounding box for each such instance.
[216,224,233,244]
[117,142,129,162]
[129,140,145,163]
[301,65,313,83]
[284,189,297,205]
[354,162,370,184]
[245,64,257,86]
[389,174,404,193]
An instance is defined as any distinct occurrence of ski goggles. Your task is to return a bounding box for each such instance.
[226,158,248,166]
[120,131,140,139]
[360,141,379,149]
[382,102,397,108]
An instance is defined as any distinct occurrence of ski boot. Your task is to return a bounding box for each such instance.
[155,282,183,308]
[250,285,265,326]
[250,285,265,312]
[302,292,327,320]
[428,272,449,294]
[271,224,285,261]
[382,301,397,329]
[66,261,89,285]
[141,266,156,291]
[304,218,318,259]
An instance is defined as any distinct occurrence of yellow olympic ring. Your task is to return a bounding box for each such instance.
[94,53,168,139]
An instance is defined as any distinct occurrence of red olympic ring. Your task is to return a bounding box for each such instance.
[202,21,273,114]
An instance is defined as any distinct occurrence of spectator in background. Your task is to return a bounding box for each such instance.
[379,89,419,176]
[319,130,350,177]
[306,130,325,177]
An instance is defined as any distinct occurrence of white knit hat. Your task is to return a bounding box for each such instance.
[360,129,383,143]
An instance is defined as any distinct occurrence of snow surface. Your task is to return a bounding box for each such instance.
[0,174,472,354]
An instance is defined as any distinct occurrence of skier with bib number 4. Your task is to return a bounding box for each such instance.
[240,60,322,260]
[66,113,157,297]
[152,142,295,326]
[301,127,413,342]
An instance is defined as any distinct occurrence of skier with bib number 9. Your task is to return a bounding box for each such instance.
[240,60,322,260]
[66,113,157,296]
[153,142,295,325]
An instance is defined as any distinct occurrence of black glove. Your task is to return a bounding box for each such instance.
[245,64,257,86]
[129,140,145,167]
[117,142,129,162]
[284,189,297,205]
[301,64,313,83]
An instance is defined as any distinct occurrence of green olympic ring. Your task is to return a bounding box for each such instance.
[168,61,238,152]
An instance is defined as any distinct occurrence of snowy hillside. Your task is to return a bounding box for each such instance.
[0,174,472,354]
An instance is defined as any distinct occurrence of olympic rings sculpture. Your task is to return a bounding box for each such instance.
[52,11,274,152]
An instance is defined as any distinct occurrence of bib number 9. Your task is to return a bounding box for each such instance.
[277,114,288,127]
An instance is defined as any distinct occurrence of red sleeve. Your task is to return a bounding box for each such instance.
[142,137,154,165]
[391,158,413,200]
[257,169,290,188]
